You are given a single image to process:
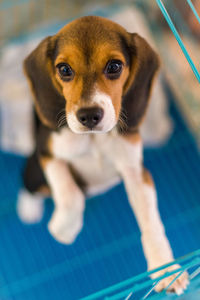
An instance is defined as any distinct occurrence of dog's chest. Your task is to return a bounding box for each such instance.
[50,128,120,194]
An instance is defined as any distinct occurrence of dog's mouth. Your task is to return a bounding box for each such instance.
[68,123,116,134]
[67,111,117,134]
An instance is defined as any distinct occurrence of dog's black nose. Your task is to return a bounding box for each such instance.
[77,107,104,129]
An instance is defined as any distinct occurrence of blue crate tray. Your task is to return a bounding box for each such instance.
[0,82,200,299]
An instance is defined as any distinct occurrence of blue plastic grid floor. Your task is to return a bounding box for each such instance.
[0,87,200,299]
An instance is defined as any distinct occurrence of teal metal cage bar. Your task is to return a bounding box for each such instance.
[156,0,200,83]
[81,249,200,299]
[187,0,200,25]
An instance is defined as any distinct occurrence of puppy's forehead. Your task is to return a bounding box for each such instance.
[55,16,130,65]
[58,16,128,42]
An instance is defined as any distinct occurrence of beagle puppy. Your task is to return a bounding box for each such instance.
[18,16,188,293]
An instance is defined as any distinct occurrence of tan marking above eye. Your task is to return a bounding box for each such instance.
[55,44,84,67]
[92,48,126,72]
[101,53,126,65]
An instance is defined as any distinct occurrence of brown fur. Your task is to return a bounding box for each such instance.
[121,131,141,144]
[143,168,154,186]
[38,185,51,196]
[40,155,51,169]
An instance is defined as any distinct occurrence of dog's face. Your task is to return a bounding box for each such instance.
[54,19,130,133]
[24,16,159,133]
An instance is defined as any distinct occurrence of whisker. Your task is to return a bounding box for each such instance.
[57,120,67,128]
[58,116,66,126]
[120,108,128,121]
[118,118,126,133]
[56,108,66,120]
[118,110,128,133]
[57,113,67,128]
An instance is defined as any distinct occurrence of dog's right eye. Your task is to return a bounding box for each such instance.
[104,60,123,80]
[56,63,74,81]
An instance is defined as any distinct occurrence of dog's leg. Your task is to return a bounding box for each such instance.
[114,134,188,294]
[41,156,85,244]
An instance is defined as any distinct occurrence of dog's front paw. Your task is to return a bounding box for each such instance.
[17,189,44,224]
[151,264,189,295]
[48,207,83,244]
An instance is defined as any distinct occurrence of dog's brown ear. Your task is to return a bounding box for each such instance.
[121,33,160,132]
[24,36,65,129]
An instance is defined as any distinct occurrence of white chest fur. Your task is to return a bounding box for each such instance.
[51,128,142,196]
[51,128,118,195]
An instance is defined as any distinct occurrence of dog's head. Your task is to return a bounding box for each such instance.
[24,16,159,133]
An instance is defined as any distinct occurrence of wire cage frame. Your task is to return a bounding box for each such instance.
[156,0,200,83]
[146,0,200,148]
[81,249,200,299]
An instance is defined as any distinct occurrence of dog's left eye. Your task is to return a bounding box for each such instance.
[56,63,74,81]
[104,60,123,79]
